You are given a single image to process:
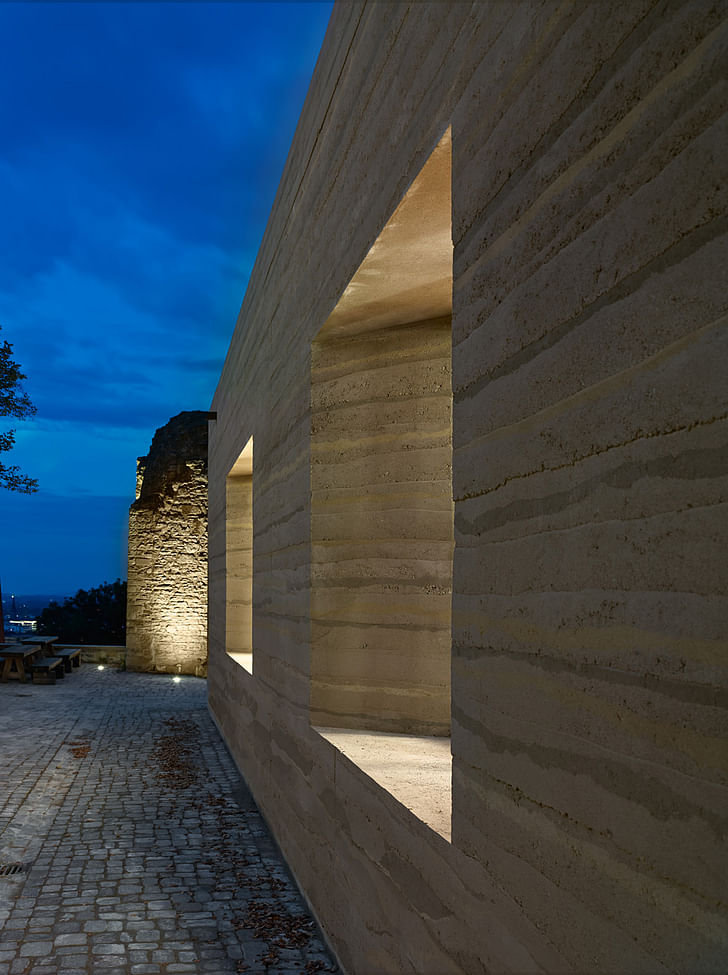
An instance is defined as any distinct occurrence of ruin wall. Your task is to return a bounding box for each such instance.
[126,411,210,676]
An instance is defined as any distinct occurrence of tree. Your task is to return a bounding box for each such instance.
[0,325,37,493]
[36,579,127,645]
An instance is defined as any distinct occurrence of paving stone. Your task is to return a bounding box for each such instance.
[93,932,128,946]
[127,951,150,964]
[0,669,339,974]
[54,933,87,947]
[2,919,26,930]
[85,920,123,933]
[19,941,53,957]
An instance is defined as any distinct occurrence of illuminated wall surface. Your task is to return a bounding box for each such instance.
[207,4,728,974]
[126,411,209,676]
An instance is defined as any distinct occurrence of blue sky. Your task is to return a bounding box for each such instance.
[0,1,332,596]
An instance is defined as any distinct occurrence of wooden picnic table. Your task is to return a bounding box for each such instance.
[0,642,44,683]
[21,634,59,650]
[1,636,68,683]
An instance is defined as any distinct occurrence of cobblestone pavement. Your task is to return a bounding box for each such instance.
[0,667,340,975]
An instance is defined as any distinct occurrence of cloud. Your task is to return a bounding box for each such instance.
[0,234,236,427]
[12,418,145,499]
[0,1,333,596]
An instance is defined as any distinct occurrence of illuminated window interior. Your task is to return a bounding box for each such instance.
[310,130,454,839]
[226,437,253,674]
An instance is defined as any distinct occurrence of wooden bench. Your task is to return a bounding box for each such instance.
[55,647,82,673]
[31,657,66,684]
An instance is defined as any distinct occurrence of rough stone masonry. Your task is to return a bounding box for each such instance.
[126,411,210,677]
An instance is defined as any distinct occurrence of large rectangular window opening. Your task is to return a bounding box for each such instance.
[226,437,254,674]
[310,131,453,838]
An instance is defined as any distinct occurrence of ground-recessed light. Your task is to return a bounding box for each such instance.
[97,665,105,671]
[173,676,181,683]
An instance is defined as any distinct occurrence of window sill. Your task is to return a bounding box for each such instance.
[315,727,451,841]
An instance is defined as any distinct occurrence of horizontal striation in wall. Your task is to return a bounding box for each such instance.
[208,1,728,972]
[311,319,452,735]
[450,0,728,970]
[225,474,253,657]
[209,649,569,975]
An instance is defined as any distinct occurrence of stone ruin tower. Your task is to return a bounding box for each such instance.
[126,411,210,676]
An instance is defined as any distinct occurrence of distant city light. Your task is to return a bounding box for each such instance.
[6,619,37,634]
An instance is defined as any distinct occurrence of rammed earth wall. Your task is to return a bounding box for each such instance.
[126,411,209,676]
[207,3,728,972]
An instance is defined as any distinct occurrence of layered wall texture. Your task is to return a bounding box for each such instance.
[127,411,210,676]
[311,316,453,735]
[226,438,254,668]
[207,3,728,972]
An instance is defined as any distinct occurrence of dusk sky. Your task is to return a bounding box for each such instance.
[0,2,333,597]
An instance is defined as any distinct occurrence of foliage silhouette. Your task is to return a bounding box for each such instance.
[0,325,37,493]
[36,579,127,644]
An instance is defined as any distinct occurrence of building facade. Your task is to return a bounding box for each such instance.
[207,3,728,972]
